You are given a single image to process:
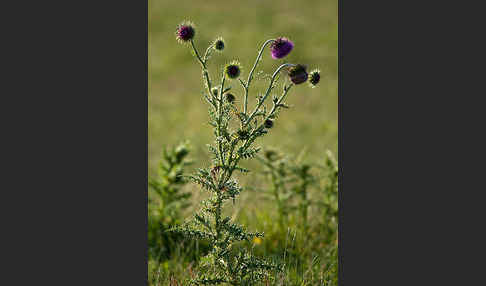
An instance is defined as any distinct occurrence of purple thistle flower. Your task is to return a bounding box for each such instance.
[288,64,308,85]
[270,37,294,59]
[176,22,195,42]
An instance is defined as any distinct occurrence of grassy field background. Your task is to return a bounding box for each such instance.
[149,0,338,284]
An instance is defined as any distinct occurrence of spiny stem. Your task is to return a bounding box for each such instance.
[215,193,222,240]
[301,182,308,235]
[190,39,205,68]
[265,83,293,121]
[203,42,215,63]
[258,156,286,230]
[217,68,226,168]
[246,39,275,89]
[239,83,293,155]
[244,63,295,126]
[243,39,275,115]
[214,69,229,251]
[190,39,213,102]
[227,102,281,180]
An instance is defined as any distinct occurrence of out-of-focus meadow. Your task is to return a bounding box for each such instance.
[149,0,337,284]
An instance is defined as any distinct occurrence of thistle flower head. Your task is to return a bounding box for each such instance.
[225,60,241,79]
[214,37,225,51]
[176,21,195,42]
[270,37,294,59]
[225,93,235,103]
[309,69,321,87]
[288,64,308,85]
[264,119,274,129]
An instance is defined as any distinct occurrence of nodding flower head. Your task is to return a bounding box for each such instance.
[270,37,294,59]
[309,69,321,87]
[214,37,225,51]
[176,21,195,42]
[225,93,235,103]
[288,64,308,85]
[264,119,274,129]
[211,87,219,96]
[225,61,241,79]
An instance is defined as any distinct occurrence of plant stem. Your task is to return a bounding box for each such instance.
[217,69,226,168]
[190,39,204,66]
[243,39,275,115]
[271,169,285,230]
[301,183,308,234]
[233,83,293,173]
[244,63,295,126]
[263,83,293,122]
[190,39,214,102]
[223,83,293,193]
[203,43,215,63]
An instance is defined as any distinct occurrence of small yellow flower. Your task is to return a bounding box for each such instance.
[253,237,262,245]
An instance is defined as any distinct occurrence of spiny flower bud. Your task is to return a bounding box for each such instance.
[237,129,249,140]
[270,37,294,59]
[211,87,219,96]
[225,93,235,103]
[264,119,274,129]
[309,69,321,87]
[225,61,241,79]
[288,64,308,85]
[176,21,195,42]
[214,37,225,51]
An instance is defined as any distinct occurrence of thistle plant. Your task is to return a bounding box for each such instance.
[291,160,315,235]
[148,141,192,261]
[257,148,318,235]
[319,150,339,244]
[257,148,294,230]
[171,21,320,285]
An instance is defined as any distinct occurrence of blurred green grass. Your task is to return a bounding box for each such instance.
[149,0,338,177]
